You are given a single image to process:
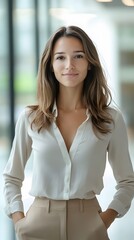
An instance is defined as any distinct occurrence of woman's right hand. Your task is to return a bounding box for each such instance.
[12,211,25,225]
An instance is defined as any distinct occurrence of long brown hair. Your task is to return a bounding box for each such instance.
[28,25,113,134]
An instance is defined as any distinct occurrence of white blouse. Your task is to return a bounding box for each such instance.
[3,105,134,218]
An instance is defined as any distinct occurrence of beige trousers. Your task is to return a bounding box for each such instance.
[15,197,110,240]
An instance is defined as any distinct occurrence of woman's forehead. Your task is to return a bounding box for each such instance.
[53,36,84,53]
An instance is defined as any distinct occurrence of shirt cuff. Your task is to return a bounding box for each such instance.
[108,198,129,218]
[5,201,24,218]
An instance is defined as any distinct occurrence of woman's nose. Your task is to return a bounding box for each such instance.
[65,58,75,69]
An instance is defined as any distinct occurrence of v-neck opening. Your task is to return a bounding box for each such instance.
[52,104,90,157]
[53,116,89,160]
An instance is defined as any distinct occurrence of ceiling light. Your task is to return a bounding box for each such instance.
[49,8,71,17]
[49,8,96,22]
[122,0,134,6]
[96,0,112,2]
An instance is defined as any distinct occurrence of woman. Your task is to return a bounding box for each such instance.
[3,26,134,240]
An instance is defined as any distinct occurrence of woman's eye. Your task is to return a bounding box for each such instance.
[74,54,84,59]
[56,56,65,60]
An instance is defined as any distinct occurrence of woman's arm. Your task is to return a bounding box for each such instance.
[107,110,134,217]
[3,109,32,218]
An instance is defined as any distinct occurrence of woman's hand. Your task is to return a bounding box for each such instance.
[99,209,118,229]
[12,211,25,225]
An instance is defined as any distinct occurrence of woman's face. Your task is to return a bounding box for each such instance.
[52,36,89,89]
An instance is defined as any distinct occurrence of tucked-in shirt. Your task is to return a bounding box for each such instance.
[3,105,134,218]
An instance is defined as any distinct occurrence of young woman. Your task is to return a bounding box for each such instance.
[3,26,134,240]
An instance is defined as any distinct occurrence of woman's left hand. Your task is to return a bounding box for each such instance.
[99,209,118,229]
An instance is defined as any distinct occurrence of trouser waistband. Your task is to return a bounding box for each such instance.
[33,197,102,213]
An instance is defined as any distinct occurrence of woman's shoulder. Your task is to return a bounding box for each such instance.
[17,105,38,123]
[108,106,126,124]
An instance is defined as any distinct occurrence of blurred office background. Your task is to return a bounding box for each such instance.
[0,0,134,239]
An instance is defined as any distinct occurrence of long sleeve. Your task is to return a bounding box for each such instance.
[107,110,134,217]
[3,109,32,217]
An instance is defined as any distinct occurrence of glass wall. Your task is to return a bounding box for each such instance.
[0,2,9,155]
[0,0,12,239]
[118,22,134,172]
[14,0,36,114]
[0,0,134,239]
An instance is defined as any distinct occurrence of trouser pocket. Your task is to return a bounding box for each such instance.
[67,198,110,240]
[15,199,65,240]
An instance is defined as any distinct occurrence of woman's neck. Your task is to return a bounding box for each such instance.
[57,87,85,111]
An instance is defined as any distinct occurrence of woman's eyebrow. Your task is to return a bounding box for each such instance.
[54,50,85,55]
[54,52,65,55]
